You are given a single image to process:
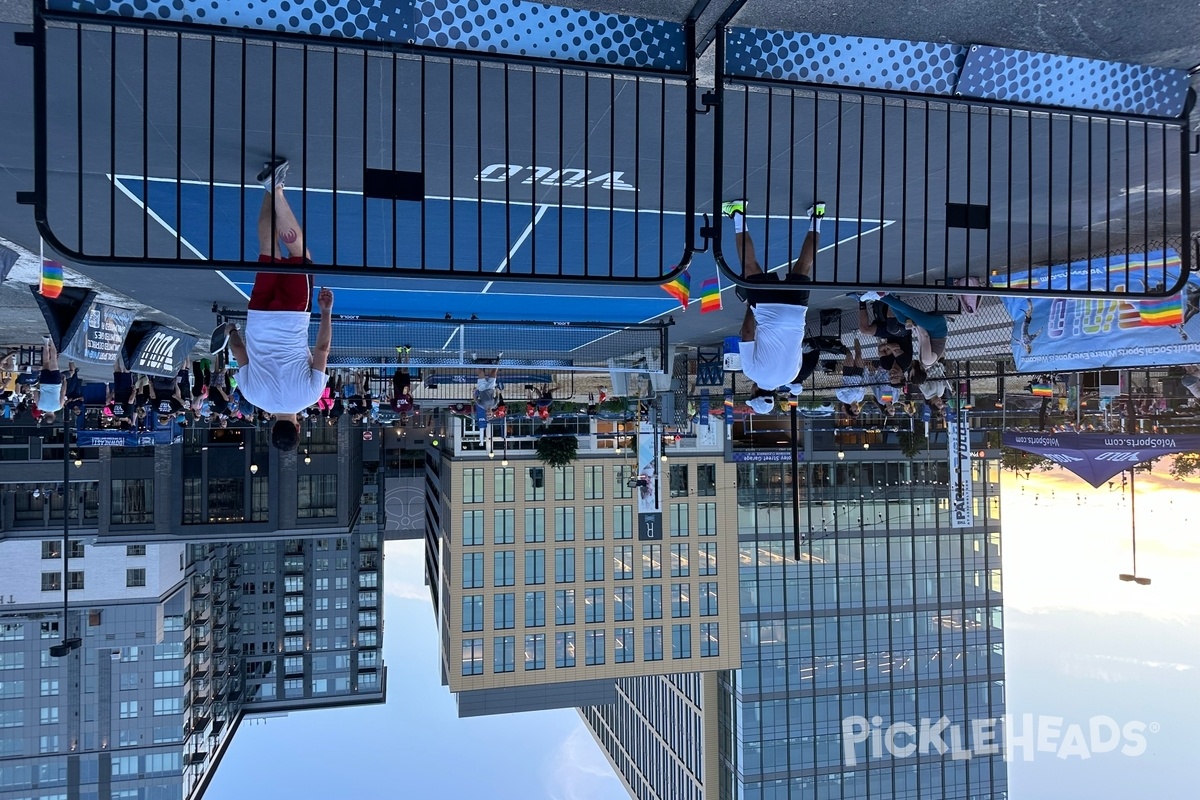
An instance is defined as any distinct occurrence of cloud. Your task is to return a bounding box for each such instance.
[384,540,432,604]
[544,724,626,800]
[1057,653,1194,683]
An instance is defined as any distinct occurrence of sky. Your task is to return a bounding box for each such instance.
[207,461,1200,799]
[999,460,1200,799]
[205,538,628,800]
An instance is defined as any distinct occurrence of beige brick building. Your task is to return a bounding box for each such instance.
[425,439,741,715]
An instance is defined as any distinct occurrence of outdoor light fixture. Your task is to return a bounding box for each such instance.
[304,456,312,465]
[837,451,845,460]
[501,459,509,466]
[488,451,495,459]
[250,464,259,474]
[660,454,668,462]
[73,459,82,468]
[863,443,870,450]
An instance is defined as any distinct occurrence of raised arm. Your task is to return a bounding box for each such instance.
[311,287,334,373]
[226,324,249,367]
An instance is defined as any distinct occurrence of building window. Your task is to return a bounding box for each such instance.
[67,540,85,559]
[40,573,60,592]
[493,593,515,630]
[525,467,545,501]
[126,545,146,557]
[40,541,60,559]
[493,551,515,587]
[126,569,146,588]
[700,622,719,657]
[583,506,604,540]
[0,653,23,671]
[697,464,717,496]
[672,624,692,659]
[614,587,634,621]
[182,476,202,524]
[297,474,337,518]
[583,465,604,499]
[0,681,22,699]
[669,464,688,497]
[154,698,182,716]
[461,639,484,676]
[462,510,485,546]
[40,734,60,753]
[584,588,605,623]
[554,590,575,625]
[670,504,689,537]
[524,591,546,627]
[612,545,632,580]
[39,679,59,697]
[613,505,633,540]
[252,475,269,522]
[462,595,484,633]
[641,585,662,619]
[585,630,605,665]
[642,544,662,578]
[153,670,183,688]
[462,553,484,589]
[614,628,635,664]
[67,572,84,591]
[555,632,576,668]
[0,624,23,641]
[40,707,59,724]
[553,507,575,541]
[553,466,575,500]
[698,542,717,576]
[111,479,153,525]
[643,625,664,661]
[523,508,545,543]
[493,467,515,502]
[613,464,635,499]
[698,503,717,536]
[493,636,515,673]
[462,468,485,503]
[554,548,575,584]
[524,549,545,585]
[672,583,691,618]
[670,543,690,578]
[584,547,605,582]
[700,582,719,616]
[0,709,23,727]
[524,634,546,670]
[493,509,515,545]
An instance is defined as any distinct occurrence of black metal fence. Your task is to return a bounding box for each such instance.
[25,12,698,284]
[22,7,1194,300]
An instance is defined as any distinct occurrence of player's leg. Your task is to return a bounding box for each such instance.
[256,190,283,259]
[721,200,762,278]
[42,338,59,372]
[270,186,311,261]
[789,203,825,278]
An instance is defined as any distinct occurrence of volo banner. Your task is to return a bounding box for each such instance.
[995,249,1200,371]
[1002,431,1200,487]
[947,411,974,528]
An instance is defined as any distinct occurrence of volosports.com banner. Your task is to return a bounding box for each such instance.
[1002,431,1200,487]
[995,249,1200,371]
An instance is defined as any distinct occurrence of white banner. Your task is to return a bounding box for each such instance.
[946,412,974,528]
[636,422,660,515]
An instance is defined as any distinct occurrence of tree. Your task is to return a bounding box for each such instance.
[1000,446,1056,478]
[535,432,578,468]
[897,431,927,459]
[1169,453,1200,480]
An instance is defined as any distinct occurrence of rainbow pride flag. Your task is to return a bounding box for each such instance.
[1136,293,1184,326]
[1031,382,1053,398]
[40,260,63,298]
[661,269,690,308]
[699,276,722,314]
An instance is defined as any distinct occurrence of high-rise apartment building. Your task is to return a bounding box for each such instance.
[424,418,742,717]
[582,443,1007,800]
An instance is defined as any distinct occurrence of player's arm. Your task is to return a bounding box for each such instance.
[739,307,757,341]
[311,288,334,373]
[227,324,249,368]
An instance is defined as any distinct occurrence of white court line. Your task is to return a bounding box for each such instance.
[111,174,893,223]
[481,204,550,294]
[108,174,250,300]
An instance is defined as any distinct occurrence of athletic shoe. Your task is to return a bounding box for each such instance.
[806,202,826,218]
[209,323,231,355]
[721,199,747,218]
[257,158,289,191]
[497,351,504,360]
[860,291,883,302]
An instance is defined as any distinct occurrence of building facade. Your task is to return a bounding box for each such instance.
[425,415,742,716]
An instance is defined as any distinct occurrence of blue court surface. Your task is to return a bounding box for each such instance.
[115,175,891,324]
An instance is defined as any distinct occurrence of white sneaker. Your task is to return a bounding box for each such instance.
[860,291,883,302]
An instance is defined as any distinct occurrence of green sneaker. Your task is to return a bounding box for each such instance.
[807,202,827,218]
[721,199,747,218]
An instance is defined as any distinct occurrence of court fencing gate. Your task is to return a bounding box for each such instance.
[20,1,1196,300]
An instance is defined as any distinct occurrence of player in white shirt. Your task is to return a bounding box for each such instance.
[213,159,332,452]
[834,339,867,420]
[725,199,826,396]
